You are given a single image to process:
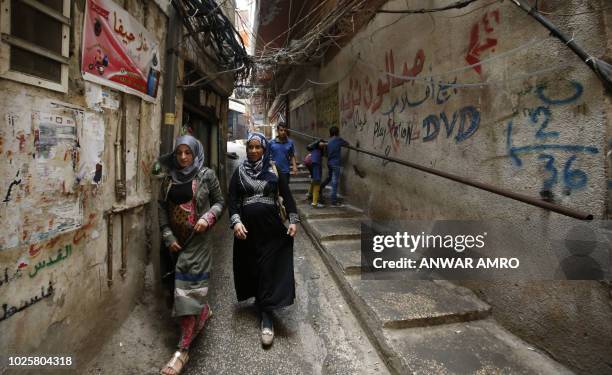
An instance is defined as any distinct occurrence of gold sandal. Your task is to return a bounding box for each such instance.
[160,350,189,375]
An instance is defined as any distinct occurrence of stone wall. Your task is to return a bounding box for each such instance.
[285,1,612,373]
[0,0,168,369]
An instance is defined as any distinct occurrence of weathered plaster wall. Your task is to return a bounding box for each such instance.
[287,0,612,373]
[326,1,607,222]
[0,0,167,369]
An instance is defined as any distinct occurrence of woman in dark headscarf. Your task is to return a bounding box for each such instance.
[158,135,224,375]
[228,132,299,346]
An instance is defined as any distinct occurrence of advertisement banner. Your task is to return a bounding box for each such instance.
[81,0,161,102]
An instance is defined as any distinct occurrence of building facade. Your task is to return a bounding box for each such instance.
[0,0,237,369]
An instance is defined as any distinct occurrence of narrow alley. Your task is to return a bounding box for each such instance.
[84,143,389,375]
[1,0,612,374]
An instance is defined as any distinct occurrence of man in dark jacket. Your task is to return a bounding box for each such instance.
[320,126,348,206]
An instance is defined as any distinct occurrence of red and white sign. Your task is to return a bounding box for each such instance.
[81,0,161,101]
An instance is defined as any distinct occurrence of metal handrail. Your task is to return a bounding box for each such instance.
[287,128,593,220]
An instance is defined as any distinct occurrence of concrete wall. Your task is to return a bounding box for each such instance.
[0,0,167,369]
[285,0,612,373]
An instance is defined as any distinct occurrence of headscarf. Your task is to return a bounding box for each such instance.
[240,132,275,181]
[159,135,205,183]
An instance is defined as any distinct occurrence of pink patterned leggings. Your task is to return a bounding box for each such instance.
[178,304,211,350]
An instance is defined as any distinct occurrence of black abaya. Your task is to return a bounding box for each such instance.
[228,166,299,311]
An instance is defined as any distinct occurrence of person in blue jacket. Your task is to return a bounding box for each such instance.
[307,139,326,208]
[269,122,297,185]
[320,126,349,206]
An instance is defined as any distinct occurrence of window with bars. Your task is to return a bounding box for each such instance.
[0,0,71,92]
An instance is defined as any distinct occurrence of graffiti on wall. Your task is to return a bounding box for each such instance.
[28,245,72,278]
[339,42,482,157]
[339,9,501,150]
[465,9,500,74]
[380,78,459,116]
[0,280,54,322]
[371,106,480,152]
[340,48,426,117]
[0,267,23,289]
[506,80,598,195]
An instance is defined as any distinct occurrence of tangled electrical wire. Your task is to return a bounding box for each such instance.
[172,0,253,84]
[248,0,375,106]
[254,0,372,67]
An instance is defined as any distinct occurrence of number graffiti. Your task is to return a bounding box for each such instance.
[506,80,598,195]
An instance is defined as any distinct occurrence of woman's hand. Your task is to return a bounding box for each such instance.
[194,218,209,233]
[287,224,297,237]
[233,223,248,240]
[169,241,182,252]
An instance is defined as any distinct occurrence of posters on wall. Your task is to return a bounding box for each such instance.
[85,82,120,111]
[77,112,105,185]
[81,0,161,102]
[0,100,105,251]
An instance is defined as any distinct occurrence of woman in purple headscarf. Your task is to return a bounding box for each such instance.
[158,135,224,374]
[228,132,299,346]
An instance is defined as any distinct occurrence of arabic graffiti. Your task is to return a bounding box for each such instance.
[72,213,97,245]
[342,108,369,133]
[3,169,21,202]
[28,245,72,278]
[465,9,500,75]
[506,80,598,195]
[0,280,54,322]
[0,267,23,289]
[380,78,459,116]
[340,48,426,116]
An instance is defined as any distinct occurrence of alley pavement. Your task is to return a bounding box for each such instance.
[85,141,390,374]
[85,143,572,375]
[289,167,574,375]
[85,211,389,375]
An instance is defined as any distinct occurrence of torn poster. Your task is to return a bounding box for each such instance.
[33,112,77,160]
[0,101,83,250]
[78,112,105,184]
[85,82,120,111]
[6,112,31,136]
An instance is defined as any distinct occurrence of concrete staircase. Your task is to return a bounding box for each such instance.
[289,169,573,375]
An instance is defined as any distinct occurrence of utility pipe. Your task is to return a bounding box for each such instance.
[106,213,113,287]
[161,6,181,156]
[510,0,612,93]
[105,200,150,287]
[288,129,593,220]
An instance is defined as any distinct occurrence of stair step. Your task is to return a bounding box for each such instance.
[289,182,310,193]
[381,320,573,375]
[321,240,361,275]
[307,217,364,241]
[289,177,311,184]
[293,171,310,178]
[297,203,364,220]
[346,278,490,329]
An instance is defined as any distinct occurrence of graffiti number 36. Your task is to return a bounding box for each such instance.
[538,154,587,193]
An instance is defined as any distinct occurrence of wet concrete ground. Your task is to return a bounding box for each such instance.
[85,213,389,375]
[85,141,389,374]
